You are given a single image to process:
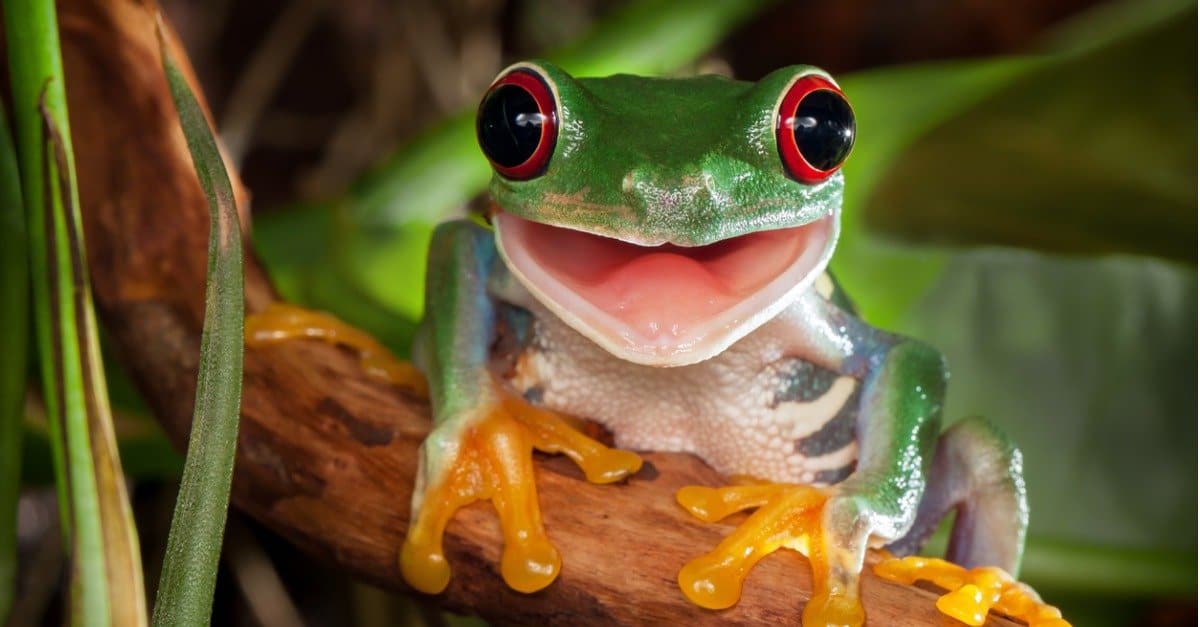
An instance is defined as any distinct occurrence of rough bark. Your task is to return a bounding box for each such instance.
[57,0,1017,624]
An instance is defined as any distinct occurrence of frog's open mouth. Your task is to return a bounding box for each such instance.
[494,211,837,367]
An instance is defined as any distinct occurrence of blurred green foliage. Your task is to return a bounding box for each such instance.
[0,92,27,626]
[864,0,1195,261]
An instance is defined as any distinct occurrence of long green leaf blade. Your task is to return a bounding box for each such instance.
[4,1,147,625]
[152,19,245,627]
[0,93,28,627]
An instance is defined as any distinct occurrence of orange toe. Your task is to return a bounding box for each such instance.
[676,482,837,618]
[874,555,1070,627]
[246,302,429,397]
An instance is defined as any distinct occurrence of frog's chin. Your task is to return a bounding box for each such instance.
[494,211,838,367]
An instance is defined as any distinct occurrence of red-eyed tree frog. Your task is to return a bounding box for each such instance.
[247,61,1068,626]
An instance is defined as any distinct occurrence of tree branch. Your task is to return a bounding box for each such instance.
[57,0,1017,624]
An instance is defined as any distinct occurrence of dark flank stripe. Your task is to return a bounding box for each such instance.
[793,382,860,457]
[498,304,535,352]
[493,303,538,379]
[812,463,856,485]
[522,385,545,404]
[770,358,839,407]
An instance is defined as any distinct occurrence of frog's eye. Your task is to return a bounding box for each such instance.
[477,68,559,180]
[776,74,855,183]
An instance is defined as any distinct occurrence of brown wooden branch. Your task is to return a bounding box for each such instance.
[56,0,1018,624]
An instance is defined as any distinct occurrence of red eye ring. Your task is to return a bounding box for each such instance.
[477,68,559,180]
[776,74,855,184]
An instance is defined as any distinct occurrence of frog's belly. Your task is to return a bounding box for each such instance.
[503,307,861,485]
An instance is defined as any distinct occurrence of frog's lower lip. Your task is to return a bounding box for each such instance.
[494,212,837,367]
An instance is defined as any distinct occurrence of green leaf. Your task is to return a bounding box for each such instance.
[5,1,147,625]
[905,252,1197,597]
[0,93,28,625]
[820,0,1196,330]
[151,19,246,627]
[862,0,1195,261]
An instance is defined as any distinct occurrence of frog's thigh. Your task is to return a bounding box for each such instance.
[885,417,1028,574]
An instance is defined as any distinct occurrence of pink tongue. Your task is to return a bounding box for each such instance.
[499,215,812,345]
[601,252,733,339]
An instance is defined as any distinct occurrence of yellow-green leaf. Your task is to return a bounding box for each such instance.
[4,1,147,625]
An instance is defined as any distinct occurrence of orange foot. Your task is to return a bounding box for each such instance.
[245,302,428,398]
[675,481,866,626]
[400,384,642,594]
[874,556,1070,627]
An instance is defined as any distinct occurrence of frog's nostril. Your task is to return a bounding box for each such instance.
[623,168,717,219]
[622,170,662,209]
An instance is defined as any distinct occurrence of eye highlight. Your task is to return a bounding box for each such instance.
[776,74,855,183]
[477,68,559,180]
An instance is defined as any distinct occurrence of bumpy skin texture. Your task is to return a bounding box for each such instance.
[495,265,869,487]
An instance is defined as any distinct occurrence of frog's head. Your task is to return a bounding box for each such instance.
[480,60,854,366]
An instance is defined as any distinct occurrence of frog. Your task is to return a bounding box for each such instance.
[246,60,1068,626]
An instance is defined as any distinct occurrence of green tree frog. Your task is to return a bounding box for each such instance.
[248,61,1068,626]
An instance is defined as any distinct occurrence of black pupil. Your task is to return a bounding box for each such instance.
[791,90,854,171]
[478,84,545,168]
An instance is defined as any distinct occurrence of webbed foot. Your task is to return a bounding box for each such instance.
[676,481,868,626]
[401,382,642,594]
[245,302,429,397]
[874,555,1069,627]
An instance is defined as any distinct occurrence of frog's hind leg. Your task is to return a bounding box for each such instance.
[883,416,1027,572]
[874,418,1069,626]
[246,301,429,398]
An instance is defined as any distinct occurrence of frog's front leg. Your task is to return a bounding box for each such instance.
[400,220,642,594]
[678,293,946,625]
[802,340,948,622]
[678,291,1065,626]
